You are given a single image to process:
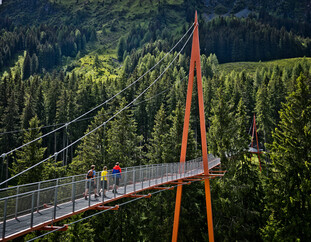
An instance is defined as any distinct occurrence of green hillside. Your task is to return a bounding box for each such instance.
[0,0,188,45]
[218,57,311,75]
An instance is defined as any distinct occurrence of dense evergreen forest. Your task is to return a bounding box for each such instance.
[0,0,311,241]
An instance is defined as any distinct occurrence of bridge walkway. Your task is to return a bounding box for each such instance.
[0,156,221,241]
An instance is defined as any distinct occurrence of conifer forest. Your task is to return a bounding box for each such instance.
[0,0,311,241]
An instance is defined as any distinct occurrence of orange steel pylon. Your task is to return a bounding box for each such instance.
[250,113,262,171]
[172,11,214,242]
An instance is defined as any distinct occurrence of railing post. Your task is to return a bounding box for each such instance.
[2,199,7,239]
[15,186,19,219]
[36,182,41,212]
[113,174,117,198]
[151,165,153,185]
[148,166,152,187]
[102,175,105,202]
[166,164,168,182]
[169,163,171,181]
[185,161,187,175]
[31,192,35,228]
[154,165,157,184]
[88,179,91,206]
[124,168,128,195]
[53,179,59,220]
[180,162,182,178]
[133,168,136,192]
[156,165,158,184]
[141,167,143,189]
[97,172,100,192]
[161,164,163,184]
[191,161,193,176]
[72,176,75,213]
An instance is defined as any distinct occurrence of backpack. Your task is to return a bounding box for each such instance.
[87,169,94,179]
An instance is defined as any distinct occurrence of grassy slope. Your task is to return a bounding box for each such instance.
[218,57,311,76]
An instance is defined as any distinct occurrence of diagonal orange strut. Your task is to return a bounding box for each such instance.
[172,11,214,242]
[250,113,262,171]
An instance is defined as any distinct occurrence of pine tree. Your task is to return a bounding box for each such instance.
[11,116,47,185]
[255,84,274,146]
[107,98,143,167]
[268,66,286,127]
[31,53,39,74]
[164,101,198,163]
[231,98,250,157]
[21,92,36,129]
[147,104,169,164]
[117,37,126,62]
[212,157,264,241]
[94,53,100,70]
[69,107,108,174]
[1,89,20,182]
[22,51,31,80]
[1,90,20,153]
[207,86,235,164]
[262,74,311,241]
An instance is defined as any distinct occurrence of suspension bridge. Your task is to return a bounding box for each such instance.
[0,12,226,241]
[0,156,221,241]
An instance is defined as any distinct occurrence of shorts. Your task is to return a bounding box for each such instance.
[115,177,120,186]
[85,179,95,189]
[101,180,107,190]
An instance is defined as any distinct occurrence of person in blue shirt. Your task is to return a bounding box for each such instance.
[112,162,121,194]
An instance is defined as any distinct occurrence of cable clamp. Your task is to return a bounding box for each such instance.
[1,153,6,159]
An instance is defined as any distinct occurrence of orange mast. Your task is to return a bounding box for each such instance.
[172,11,214,242]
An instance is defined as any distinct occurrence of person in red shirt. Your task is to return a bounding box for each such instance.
[112,162,121,193]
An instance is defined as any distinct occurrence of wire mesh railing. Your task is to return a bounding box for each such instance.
[0,155,220,240]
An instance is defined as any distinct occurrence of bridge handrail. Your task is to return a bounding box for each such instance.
[0,157,205,201]
[0,158,202,193]
[0,155,221,200]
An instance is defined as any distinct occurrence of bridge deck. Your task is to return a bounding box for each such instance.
[0,157,220,241]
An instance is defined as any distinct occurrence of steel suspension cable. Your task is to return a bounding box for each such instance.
[0,24,197,187]
[0,22,195,159]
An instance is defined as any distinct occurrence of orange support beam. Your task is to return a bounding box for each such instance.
[39,225,68,231]
[172,11,214,242]
[250,113,262,171]
[168,181,191,185]
[182,178,203,182]
[151,186,175,190]
[128,193,152,198]
[90,205,119,211]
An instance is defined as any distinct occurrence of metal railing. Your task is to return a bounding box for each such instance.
[0,155,220,240]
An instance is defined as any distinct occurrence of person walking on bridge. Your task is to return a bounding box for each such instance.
[100,166,108,198]
[84,165,99,200]
[112,162,121,194]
